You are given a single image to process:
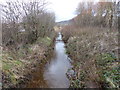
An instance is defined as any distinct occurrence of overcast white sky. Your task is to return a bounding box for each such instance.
[47,0,83,22]
[0,0,116,22]
[0,0,92,22]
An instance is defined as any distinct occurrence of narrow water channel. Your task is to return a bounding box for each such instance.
[27,32,71,88]
[44,32,71,88]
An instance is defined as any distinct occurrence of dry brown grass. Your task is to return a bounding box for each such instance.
[62,26,118,88]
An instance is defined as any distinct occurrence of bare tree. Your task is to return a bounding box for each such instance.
[1,0,55,47]
[75,1,117,28]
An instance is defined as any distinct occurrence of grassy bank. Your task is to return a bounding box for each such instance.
[62,27,119,88]
[2,31,56,88]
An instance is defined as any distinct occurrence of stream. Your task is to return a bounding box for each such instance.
[44,32,71,88]
[27,32,72,88]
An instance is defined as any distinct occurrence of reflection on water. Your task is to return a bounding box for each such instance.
[27,32,71,88]
[44,32,71,88]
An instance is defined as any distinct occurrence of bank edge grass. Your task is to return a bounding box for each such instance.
[2,51,24,84]
[62,27,119,88]
[96,53,120,88]
[2,34,55,88]
[36,36,52,46]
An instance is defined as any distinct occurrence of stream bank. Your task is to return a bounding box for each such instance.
[2,32,56,88]
[21,32,72,88]
[25,32,72,88]
[62,27,119,88]
[2,32,73,88]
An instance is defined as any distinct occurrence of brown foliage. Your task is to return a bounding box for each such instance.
[74,1,118,28]
[1,0,55,49]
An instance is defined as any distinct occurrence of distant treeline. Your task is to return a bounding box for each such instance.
[71,1,119,28]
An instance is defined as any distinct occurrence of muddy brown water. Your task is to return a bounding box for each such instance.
[27,32,72,88]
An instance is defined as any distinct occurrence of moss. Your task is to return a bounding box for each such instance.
[14,60,23,65]
[2,51,25,87]
[2,54,13,71]
[36,36,52,46]
[8,72,18,85]
[3,63,13,71]
[44,37,52,46]
[2,52,23,69]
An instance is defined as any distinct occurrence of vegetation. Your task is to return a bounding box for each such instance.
[2,0,55,47]
[2,32,56,88]
[62,1,119,88]
[1,0,119,88]
[1,0,56,88]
